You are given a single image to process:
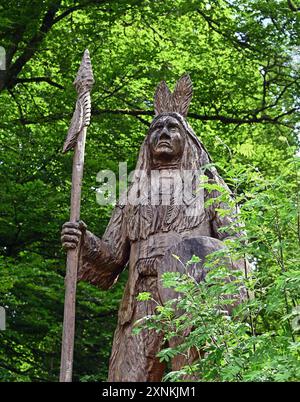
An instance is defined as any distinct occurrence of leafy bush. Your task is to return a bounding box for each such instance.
[136,157,300,382]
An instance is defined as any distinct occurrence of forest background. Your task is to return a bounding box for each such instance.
[0,0,299,381]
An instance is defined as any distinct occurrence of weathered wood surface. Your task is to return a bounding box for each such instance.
[60,50,94,383]
[63,75,248,381]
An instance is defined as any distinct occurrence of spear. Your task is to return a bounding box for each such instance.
[60,49,94,382]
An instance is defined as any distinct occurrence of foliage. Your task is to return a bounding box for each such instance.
[0,0,299,381]
[136,157,300,382]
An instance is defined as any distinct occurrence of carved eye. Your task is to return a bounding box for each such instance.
[169,125,178,132]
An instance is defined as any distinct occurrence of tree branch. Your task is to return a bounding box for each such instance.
[52,4,86,24]
[273,107,298,121]
[196,9,252,51]
[287,0,300,11]
[15,77,64,90]
[8,89,25,122]
[4,3,62,90]
[4,107,298,128]
[52,0,108,25]
[1,0,129,92]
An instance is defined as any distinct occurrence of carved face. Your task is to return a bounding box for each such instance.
[149,116,185,167]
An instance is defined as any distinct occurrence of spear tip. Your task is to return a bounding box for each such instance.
[62,50,94,153]
[73,49,94,93]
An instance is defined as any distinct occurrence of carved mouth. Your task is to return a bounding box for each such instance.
[157,141,172,149]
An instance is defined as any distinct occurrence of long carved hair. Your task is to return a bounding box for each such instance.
[121,75,230,241]
[124,112,221,241]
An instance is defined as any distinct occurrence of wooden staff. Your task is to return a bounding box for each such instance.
[60,49,94,382]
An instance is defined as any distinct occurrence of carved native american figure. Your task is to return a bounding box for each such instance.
[61,75,247,382]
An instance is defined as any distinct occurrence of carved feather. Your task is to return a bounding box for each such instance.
[154,80,172,115]
[62,99,84,153]
[62,49,94,153]
[172,74,193,117]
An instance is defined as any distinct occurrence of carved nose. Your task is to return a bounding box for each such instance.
[159,128,170,140]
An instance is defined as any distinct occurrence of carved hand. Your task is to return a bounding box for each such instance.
[61,220,87,250]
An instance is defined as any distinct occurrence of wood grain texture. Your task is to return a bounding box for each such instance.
[153,74,193,117]
[62,49,94,153]
[77,78,248,382]
[154,80,172,116]
[60,50,94,382]
[172,74,193,117]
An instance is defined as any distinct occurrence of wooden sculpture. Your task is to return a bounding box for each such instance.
[61,74,247,381]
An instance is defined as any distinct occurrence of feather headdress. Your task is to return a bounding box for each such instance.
[154,74,193,117]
